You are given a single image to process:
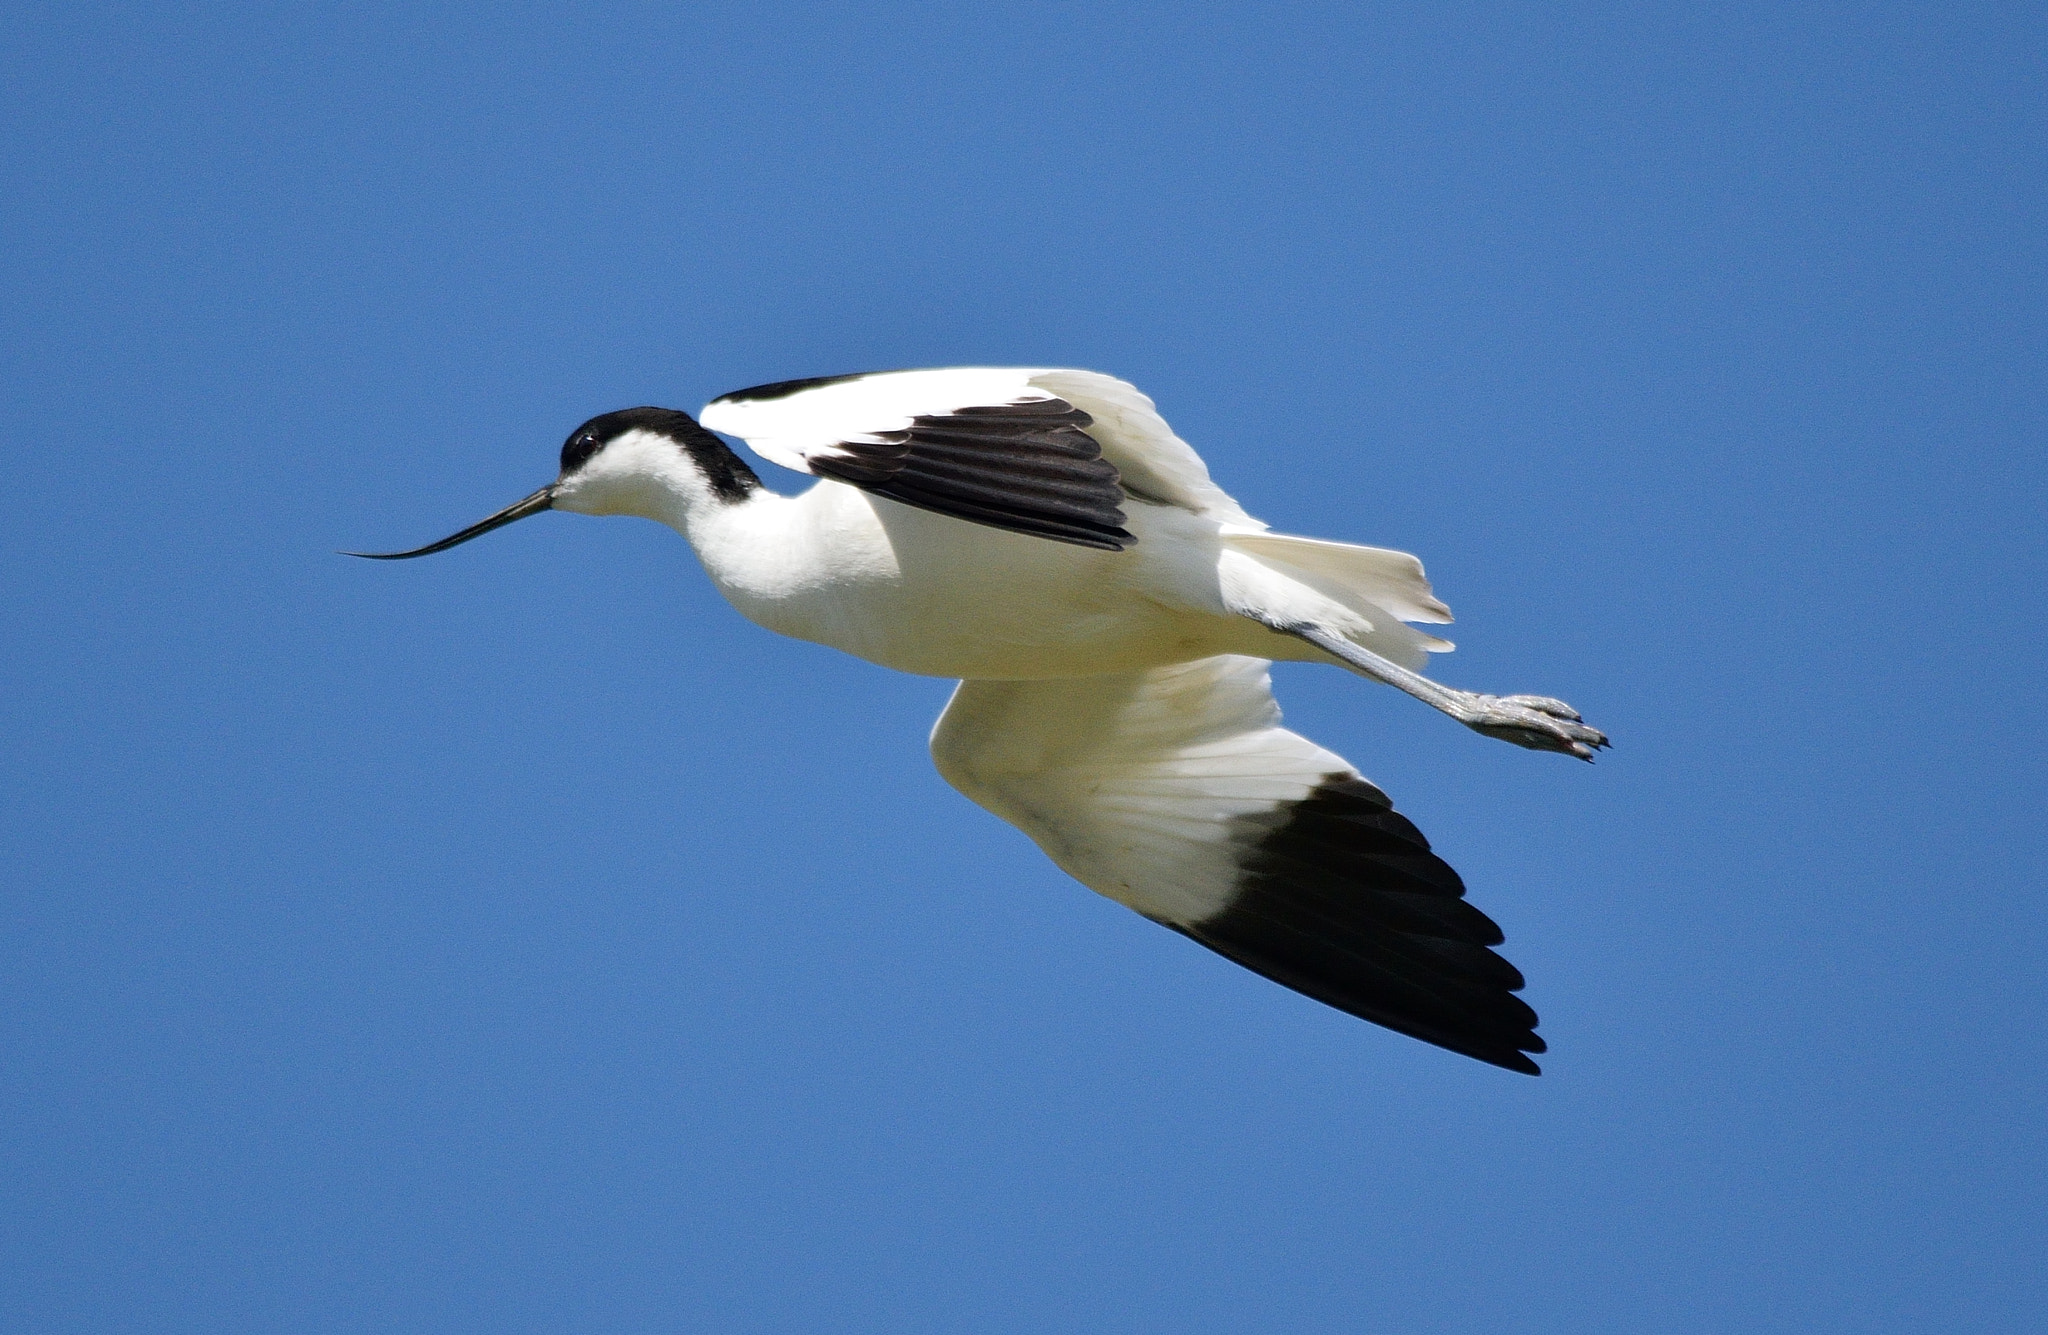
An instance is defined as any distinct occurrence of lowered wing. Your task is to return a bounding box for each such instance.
[930,654,1542,1073]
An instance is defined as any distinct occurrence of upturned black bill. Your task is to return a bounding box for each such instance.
[344,484,556,560]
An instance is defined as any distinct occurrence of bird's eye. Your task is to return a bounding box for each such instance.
[560,432,603,475]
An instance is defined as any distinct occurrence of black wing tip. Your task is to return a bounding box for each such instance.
[1164,918,1545,1074]
[813,462,1137,550]
[1168,772,1546,1074]
[791,391,1136,551]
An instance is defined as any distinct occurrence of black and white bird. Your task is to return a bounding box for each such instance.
[355,368,1605,1074]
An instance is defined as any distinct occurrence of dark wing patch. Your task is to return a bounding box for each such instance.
[1169,776,1544,1074]
[809,398,1134,551]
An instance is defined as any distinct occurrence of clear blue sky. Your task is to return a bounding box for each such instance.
[4,3,2043,1331]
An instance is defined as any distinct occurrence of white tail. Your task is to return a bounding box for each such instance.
[1223,530,1455,670]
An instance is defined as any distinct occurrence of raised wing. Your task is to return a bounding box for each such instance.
[700,367,1264,549]
[1022,369,1257,524]
[931,654,1542,1073]
[701,368,1133,550]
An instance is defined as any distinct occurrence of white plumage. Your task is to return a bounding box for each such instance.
[356,367,1606,1073]
[932,654,1358,925]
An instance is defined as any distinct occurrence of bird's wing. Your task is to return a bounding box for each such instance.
[699,368,1256,550]
[1018,369,1258,525]
[931,655,1541,1073]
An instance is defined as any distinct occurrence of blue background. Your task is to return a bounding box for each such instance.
[4,3,2043,1331]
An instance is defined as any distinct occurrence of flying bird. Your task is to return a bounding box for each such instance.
[354,368,1605,1073]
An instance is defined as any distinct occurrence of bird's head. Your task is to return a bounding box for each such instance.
[347,407,761,560]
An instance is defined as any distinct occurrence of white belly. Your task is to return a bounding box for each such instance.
[689,484,1280,679]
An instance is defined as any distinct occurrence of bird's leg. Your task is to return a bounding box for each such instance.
[1278,623,1610,761]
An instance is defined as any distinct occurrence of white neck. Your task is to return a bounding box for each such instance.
[550,428,828,618]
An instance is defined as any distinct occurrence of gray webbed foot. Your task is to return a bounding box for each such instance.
[1455,693,1610,760]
